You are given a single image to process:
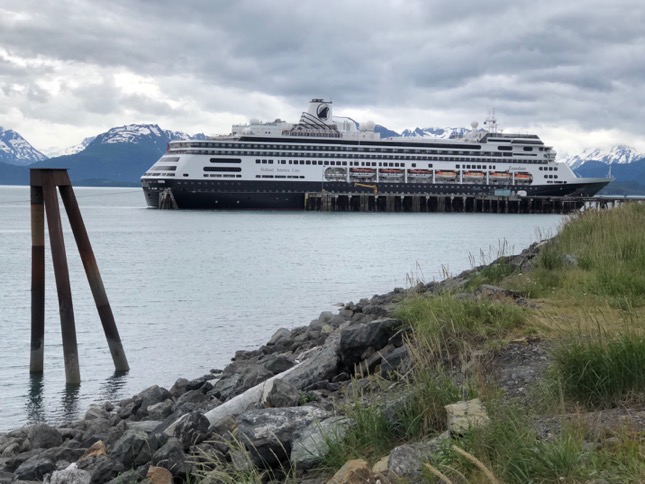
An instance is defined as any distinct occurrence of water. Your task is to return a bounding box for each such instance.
[0,185,564,431]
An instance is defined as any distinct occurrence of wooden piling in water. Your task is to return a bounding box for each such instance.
[29,169,129,384]
[30,185,45,374]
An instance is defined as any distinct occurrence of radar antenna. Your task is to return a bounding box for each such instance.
[483,108,498,134]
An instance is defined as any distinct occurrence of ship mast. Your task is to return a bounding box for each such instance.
[483,108,498,134]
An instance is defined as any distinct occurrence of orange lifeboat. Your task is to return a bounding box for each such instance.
[379,168,404,180]
[407,169,433,180]
[513,172,533,184]
[490,171,511,183]
[349,167,377,180]
[434,170,458,182]
[463,170,485,183]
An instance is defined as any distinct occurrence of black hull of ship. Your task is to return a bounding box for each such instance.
[142,179,610,210]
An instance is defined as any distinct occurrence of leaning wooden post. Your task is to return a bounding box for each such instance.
[40,172,81,384]
[59,182,129,372]
[30,182,45,373]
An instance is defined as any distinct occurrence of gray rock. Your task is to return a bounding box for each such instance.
[339,318,400,368]
[104,469,140,484]
[169,378,190,398]
[380,345,411,379]
[84,405,111,421]
[110,428,162,468]
[135,385,172,417]
[445,398,490,436]
[475,284,520,300]
[236,406,330,469]
[261,354,296,375]
[1,440,23,458]
[43,463,92,484]
[173,411,210,450]
[290,416,350,470]
[265,379,300,408]
[36,440,85,464]
[282,334,341,390]
[80,418,111,444]
[388,432,450,478]
[27,423,62,450]
[126,420,163,433]
[267,328,292,346]
[14,456,56,481]
[75,455,126,483]
[3,448,41,472]
[147,399,176,420]
[151,437,187,478]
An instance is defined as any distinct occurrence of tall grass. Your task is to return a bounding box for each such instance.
[434,402,645,483]
[397,294,527,360]
[549,327,645,408]
[521,203,645,307]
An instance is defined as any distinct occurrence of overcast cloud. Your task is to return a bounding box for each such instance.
[1,0,644,156]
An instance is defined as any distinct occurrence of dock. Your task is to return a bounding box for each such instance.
[304,192,632,214]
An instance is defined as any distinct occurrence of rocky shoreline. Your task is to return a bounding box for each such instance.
[2,241,641,483]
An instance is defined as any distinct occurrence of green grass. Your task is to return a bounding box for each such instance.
[510,203,645,307]
[321,368,473,471]
[549,328,645,409]
[396,293,527,360]
[434,402,645,483]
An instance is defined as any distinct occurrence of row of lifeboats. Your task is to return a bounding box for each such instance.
[324,167,533,184]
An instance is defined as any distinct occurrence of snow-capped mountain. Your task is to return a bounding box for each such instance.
[560,145,643,169]
[45,136,97,158]
[28,124,202,185]
[398,127,471,139]
[0,127,48,166]
[93,124,191,146]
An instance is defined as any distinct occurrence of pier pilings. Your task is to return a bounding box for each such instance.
[304,192,630,214]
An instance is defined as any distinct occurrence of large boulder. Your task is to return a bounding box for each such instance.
[236,406,330,469]
[290,416,350,470]
[151,437,188,478]
[110,428,163,468]
[173,411,210,450]
[14,456,56,481]
[339,318,400,369]
[27,423,63,450]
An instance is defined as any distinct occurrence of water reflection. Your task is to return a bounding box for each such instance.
[97,370,129,402]
[61,383,81,424]
[25,374,46,424]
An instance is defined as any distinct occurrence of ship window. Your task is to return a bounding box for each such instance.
[523,147,533,151]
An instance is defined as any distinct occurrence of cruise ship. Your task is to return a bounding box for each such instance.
[141,99,611,209]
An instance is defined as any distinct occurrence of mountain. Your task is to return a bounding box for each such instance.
[398,127,469,139]
[559,146,645,195]
[0,127,47,166]
[30,124,193,186]
[45,136,97,158]
[560,145,642,169]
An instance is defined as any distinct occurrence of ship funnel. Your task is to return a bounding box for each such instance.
[307,99,333,125]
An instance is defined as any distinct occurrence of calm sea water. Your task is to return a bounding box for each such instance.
[0,185,564,431]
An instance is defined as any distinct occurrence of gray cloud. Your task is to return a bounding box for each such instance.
[0,0,644,153]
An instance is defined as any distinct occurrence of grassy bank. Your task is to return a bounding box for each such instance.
[323,203,645,482]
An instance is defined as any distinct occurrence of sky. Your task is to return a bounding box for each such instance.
[1,0,644,158]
